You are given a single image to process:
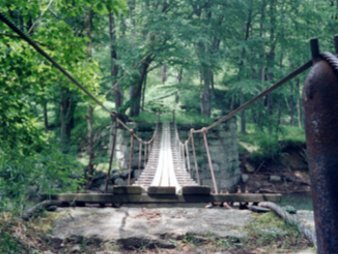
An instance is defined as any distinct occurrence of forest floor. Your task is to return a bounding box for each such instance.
[1,206,314,254]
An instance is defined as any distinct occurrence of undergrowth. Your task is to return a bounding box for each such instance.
[245,212,309,252]
[0,143,83,214]
[239,124,306,166]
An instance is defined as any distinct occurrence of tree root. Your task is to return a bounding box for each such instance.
[22,200,63,221]
[259,201,316,248]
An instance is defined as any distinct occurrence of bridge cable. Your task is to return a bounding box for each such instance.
[191,60,312,134]
[174,60,313,191]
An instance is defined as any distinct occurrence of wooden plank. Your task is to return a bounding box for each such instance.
[181,186,211,195]
[212,193,282,203]
[54,193,114,203]
[147,186,176,195]
[50,192,281,204]
[113,186,143,194]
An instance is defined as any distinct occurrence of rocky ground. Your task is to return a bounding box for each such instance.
[2,142,316,253]
[2,205,316,254]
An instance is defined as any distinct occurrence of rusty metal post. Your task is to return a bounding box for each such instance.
[190,130,201,185]
[127,130,134,185]
[202,128,218,194]
[303,38,338,253]
[105,116,117,192]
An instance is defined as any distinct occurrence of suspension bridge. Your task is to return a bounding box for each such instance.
[51,120,280,205]
[6,12,338,252]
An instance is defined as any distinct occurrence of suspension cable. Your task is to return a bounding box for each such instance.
[191,60,312,133]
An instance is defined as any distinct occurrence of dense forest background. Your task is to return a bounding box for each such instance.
[1,0,338,213]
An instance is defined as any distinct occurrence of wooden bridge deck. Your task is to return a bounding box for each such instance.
[134,122,197,191]
[50,190,281,205]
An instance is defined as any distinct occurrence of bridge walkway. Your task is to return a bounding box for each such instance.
[134,123,197,193]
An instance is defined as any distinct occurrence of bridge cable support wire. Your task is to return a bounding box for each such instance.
[190,60,312,134]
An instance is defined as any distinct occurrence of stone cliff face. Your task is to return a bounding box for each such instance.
[113,120,240,191]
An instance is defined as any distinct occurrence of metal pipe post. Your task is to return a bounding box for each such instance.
[303,39,338,253]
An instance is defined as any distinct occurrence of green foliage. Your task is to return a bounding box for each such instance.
[246,212,303,249]
[0,231,23,254]
[239,123,305,163]
[0,143,83,213]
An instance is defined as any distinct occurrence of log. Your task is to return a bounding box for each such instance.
[50,193,281,204]
[248,205,270,213]
[259,201,316,247]
[22,200,63,221]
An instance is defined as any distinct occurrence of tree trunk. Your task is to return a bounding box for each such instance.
[60,87,76,153]
[43,100,48,131]
[84,9,95,183]
[240,95,247,134]
[177,68,183,83]
[289,82,295,126]
[161,64,167,84]
[129,55,152,117]
[237,0,253,134]
[296,79,303,128]
[86,105,94,181]
[266,0,276,115]
[141,72,147,111]
[200,66,213,116]
[109,11,123,111]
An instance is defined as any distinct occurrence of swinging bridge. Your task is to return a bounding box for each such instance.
[0,13,313,205]
[6,10,338,252]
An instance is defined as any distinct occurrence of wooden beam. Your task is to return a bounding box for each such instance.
[49,193,281,204]
[181,186,211,195]
[147,186,176,195]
